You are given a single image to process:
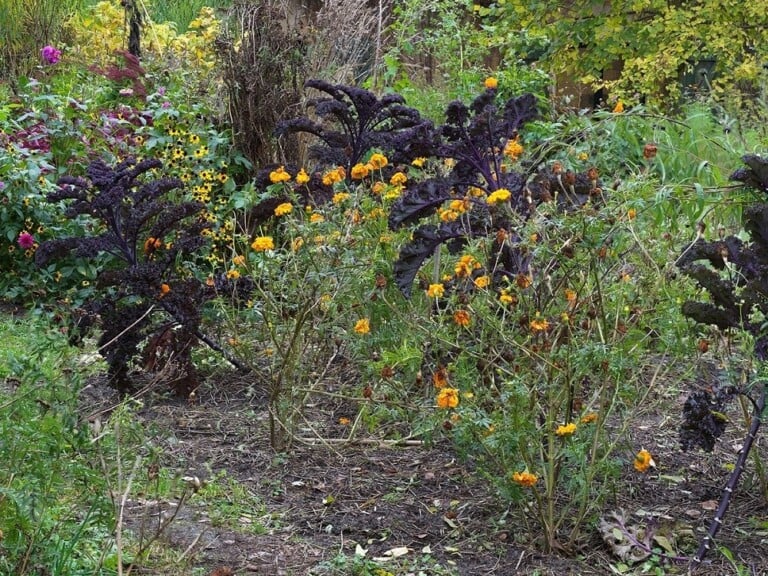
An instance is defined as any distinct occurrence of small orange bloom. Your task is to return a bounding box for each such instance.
[436,387,459,409]
[580,413,598,424]
[512,471,538,487]
[529,314,550,333]
[426,283,445,298]
[484,76,498,90]
[634,449,655,472]
[433,366,449,388]
[159,283,171,297]
[473,275,490,289]
[453,309,471,327]
[354,318,370,335]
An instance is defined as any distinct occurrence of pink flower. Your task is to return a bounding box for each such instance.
[157,86,166,96]
[18,231,35,249]
[41,45,61,65]
[161,101,171,109]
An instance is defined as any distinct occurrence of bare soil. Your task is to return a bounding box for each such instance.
[79,363,768,576]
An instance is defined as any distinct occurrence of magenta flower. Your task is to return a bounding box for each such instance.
[41,45,61,65]
[18,231,35,249]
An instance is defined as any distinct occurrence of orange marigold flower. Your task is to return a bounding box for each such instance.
[338,417,351,426]
[251,236,275,251]
[613,100,625,113]
[433,366,449,388]
[372,181,386,195]
[627,208,637,220]
[232,255,246,267]
[634,449,655,472]
[503,138,524,160]
[354,318,370,335]
[296,168,310,185]
[439,208,460,222]
[555,422,577,436]
[580,413,598,424]
[436,387,459,409]
[226,269,240,280]
[369,153,388,170]
[390,171,407,186]
[426,283,445,298]
[322,167,345,186]
[516,273,532,289]
[484,76,498,90]
[144,237,162,254]
[529,314,550,333]
[291,237,304,251]
[487,188,511,205]
[643,143,658,160]
[512,471,538,488]
[350,163,370,180]
[310,213,325,223]
[159,283,171,296]
[269,166,291,183]
[455,254,480,277]
[453,309,471,327]
[473,275,490,289]
[564,288,577,302]
[274,202,293,216]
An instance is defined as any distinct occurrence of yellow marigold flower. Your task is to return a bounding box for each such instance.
[310,213,325,223]
[503,138,524,160]
[296,168,310,185]
[332,192,350,204]
[580,413,598,424]
[390,172,407,186]
[455,255,479,278]
[484,76,498,90]
[468,186,486,197]
[369,153,388,170]
[354,318,370,335]
[426,283,445,298]
[367,207,385,219]
[350,163,370,180]
[499,291,516,305]
[322,168,344,186]
[383,188,402,201]
[512,471,538,488]
[473,275,490,289]
[555,423,577,436]
[274,202,293,217]
[487,188,511,205]
[449,198,468,213]
[436,387,459,409]
[529,314,550,333]
[232,255,246,267]
[453,309,471,327]
[627,208,637,220]
[251,236,275,252]
[338,417,351,426]
[634,449,655,472]
[564,288,577,302]
[269,166,291,183]
[613,100,625,114]
[226,269,240,280]
[412,157,426,168]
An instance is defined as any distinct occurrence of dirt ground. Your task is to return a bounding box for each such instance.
[79,363,768,576]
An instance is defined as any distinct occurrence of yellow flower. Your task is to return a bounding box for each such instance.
[564,288,577,302]
[251,236,275,251]
[369,153,388,169]
[426,283,445,298]
[217,173,228,184]
[390,172,407,186]
[226,269,240,280]
[634,449,655,473]
[351,163,370,180]
[578,151,589,161]
[453,309,471,327]
[439,208,459,222]
[372,181,386,195]
[232,255,246,267]
[269,166,292,183]
[455,254,480,278]
[274,202,293,217]
[291,237,304,251]
[310,213,325,223]
[296,168,310,185]
[188,133,200,144]
[332,192,350,204]
[499,290,516,305]
[555,423,577,436]
[580,413,598,424]
[512,471,538,488]
[627,208,637,220]
[411,157,426,168]
[484,76,498,90]
[354,318,370,335]
[473,275,490,289]
[486,188,511,205]
[338,417,351,426]
[436,387,459,409]
[613,100,625,114]
[503,138,524,161]
[322,167,345,186]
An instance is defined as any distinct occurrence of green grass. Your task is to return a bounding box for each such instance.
[147,0,233,32]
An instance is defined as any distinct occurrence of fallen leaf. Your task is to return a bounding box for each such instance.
[354,544,367,558]
[653,535,675,554]
[383,546,411,558]
[701,500,718,511]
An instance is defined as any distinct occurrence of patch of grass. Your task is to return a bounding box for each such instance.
[195,470,277,535]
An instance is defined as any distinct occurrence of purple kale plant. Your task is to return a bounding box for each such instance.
[37,156,245,395]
